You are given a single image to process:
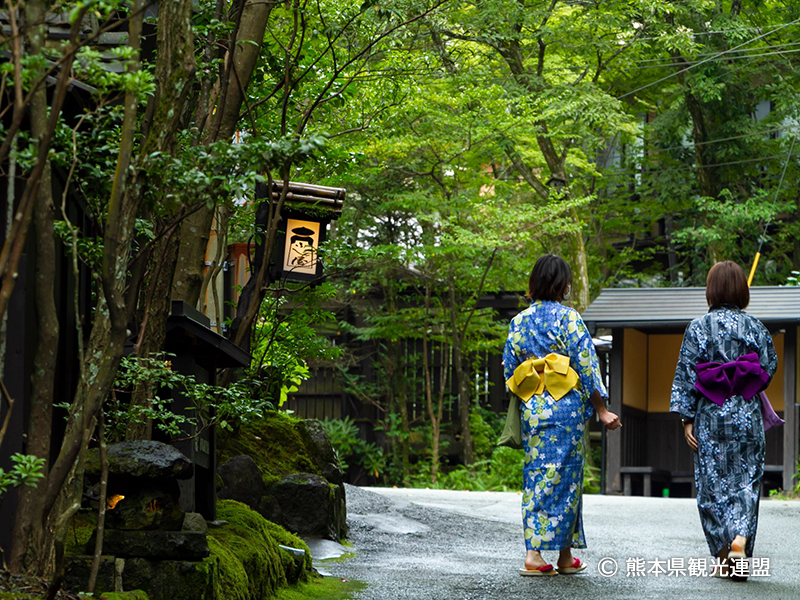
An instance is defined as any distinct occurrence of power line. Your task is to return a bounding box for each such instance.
[635,40,800,63]
[616,19,800,100]
[757,134,797,254]
[614,24,798,43]
[643,127,785,153]
[600,153,794,176]
[629,47,800,70]
[345,42,800,86]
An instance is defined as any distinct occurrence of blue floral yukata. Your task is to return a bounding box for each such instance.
[503,300,607,551]
[670,307,777,557]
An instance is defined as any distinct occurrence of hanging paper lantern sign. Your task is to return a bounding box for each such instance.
[283,219,321,275]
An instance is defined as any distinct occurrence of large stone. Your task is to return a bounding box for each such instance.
[86,441,193,480]
[182,512,208,533]
[63,555,116,595]
[300,419,344,486]
[90,530,209,560]
[217,455,268,510]
[259,473,347,541]
[121,558,216,600]
[303,538,350,561]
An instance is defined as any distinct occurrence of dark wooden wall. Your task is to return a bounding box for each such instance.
[621,406,785,472]
[0,175,93,562]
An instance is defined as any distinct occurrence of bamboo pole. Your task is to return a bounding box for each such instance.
[747,252,761,287]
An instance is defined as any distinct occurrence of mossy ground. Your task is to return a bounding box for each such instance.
[205,500,313,600]
[273,576,366,600]
[218,411,320,487]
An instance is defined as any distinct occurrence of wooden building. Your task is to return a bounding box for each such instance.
[582,287,800,496]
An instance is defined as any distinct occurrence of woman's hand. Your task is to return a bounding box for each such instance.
[684,422,698,452]
[598,409,621,430]
[590,391,621,430]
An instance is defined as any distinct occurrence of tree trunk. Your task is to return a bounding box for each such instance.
[424,333,449,484]
[453,341,473,466]
[564,207,590,312]
[422,313,438,482]
[684,91,724,264]
[0,5,86,327]
[10,0,196,574]
[126,226,181,440]
[496,38,593,309]
[397,363,411,485]
[172,0,274,307]
[9,0,59,568]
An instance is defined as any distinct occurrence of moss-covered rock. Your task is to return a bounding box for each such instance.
[218,412,321,488]
[204,500,312,600]
[259,474,347,541]
[218,412,347,540]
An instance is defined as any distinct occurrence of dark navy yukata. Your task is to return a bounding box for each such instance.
[670,306,777,557]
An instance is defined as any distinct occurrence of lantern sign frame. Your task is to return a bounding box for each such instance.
[261,180,345,283]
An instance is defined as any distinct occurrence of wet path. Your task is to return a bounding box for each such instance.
[320,486,800,600]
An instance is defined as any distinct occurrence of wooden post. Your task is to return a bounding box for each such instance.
[606,328,624,494]
[784,326,798,493]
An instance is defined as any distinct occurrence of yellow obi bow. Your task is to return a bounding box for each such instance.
[506,353,579,402]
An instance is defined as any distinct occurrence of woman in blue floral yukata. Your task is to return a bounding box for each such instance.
[671,261,777,580]
[503,255,621,577]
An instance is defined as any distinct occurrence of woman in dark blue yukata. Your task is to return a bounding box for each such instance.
[503,255,621,577]
[671,261,777,580]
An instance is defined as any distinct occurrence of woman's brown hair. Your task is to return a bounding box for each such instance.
[527,254,571,302]
[706,261,749,309]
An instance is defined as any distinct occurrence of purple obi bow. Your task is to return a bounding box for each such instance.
[695,353,784,431]
[759,392,785,432]
[694,352,770,406]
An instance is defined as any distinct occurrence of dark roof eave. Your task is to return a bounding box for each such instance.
[582,286,800,329]
[589,317,800,330]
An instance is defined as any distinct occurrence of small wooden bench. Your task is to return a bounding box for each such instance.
[669,470,697,498]
[620,467,671,497]
[621,467,779,498]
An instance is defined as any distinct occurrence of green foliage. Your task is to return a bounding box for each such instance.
[0,453,45,496]
[470,406,505,463]
[321,416,385,478]
[251,283,342,408]
[97,592,149,600]
[428,446,524,492]
[583,442,603,495]
[105,355,273,440]
[767,458,800,500]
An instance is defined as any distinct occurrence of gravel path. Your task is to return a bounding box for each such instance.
[319,485,800,600]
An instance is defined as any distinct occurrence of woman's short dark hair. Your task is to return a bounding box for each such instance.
[706,261,749,309]
[527,254,572,302]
